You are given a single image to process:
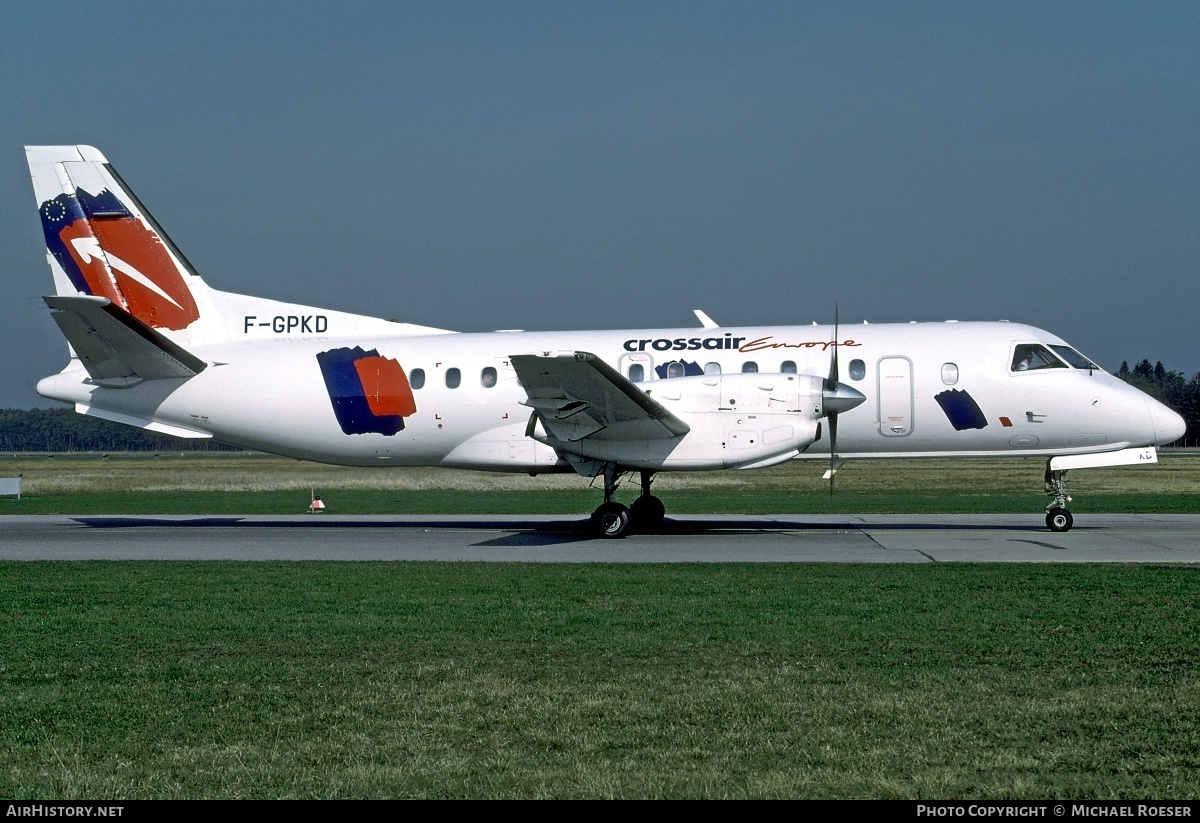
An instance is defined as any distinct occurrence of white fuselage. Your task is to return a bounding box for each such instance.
[37,319,1182,472]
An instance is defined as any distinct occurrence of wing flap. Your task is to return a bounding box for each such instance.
[511,351,690,442]
[44,294,206,383]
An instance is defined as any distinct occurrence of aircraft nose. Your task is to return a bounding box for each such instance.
[1148,398,1186,446]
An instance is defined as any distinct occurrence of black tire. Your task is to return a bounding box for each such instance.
[1046,508,1073,533]
[629,495,666,531]
[592,502,631,538]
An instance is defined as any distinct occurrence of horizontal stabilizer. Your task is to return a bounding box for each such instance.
[76,403,212,439]
[45,294,207,384]
[511,351,690,442]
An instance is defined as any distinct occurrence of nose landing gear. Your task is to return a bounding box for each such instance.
[1044,463,1073,532]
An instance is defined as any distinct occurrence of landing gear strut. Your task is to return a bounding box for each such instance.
[590,464,631,538]
[590,468,666,538]
[1044,462,1073,533]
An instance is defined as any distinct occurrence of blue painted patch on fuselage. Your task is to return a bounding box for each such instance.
[316,346,405,436]
[935,389,988,431]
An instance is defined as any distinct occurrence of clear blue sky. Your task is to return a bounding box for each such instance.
[4,1,1197,408]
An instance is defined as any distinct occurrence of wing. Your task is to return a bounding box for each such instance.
[510,351,690,442]
[45,294,207,385]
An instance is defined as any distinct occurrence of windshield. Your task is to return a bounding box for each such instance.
[1011,344,1067,372]
[1050,345,1099,370]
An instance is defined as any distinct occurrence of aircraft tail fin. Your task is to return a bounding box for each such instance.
[26,145,453,349]
[28,145,207,334]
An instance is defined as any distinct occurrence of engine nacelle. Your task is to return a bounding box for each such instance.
[646,371,825,416]
[530,372,828,471]
[647,372,826,469]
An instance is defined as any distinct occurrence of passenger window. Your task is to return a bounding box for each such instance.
[941,363,959,385]
[848,359,866,381]
[1012,344,1066,372]
[445,368,461,388]
[781,361,797,374]
[742,362,758,374]
[665,361,685,378]
[628,364,644,383]
[704,362,721,375]
[410,368,425,390]
[480,367,497,388]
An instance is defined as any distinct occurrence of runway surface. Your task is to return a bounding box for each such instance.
[0,513,1197,562]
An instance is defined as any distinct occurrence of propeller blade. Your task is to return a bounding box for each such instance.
[818,305,867,495]
[828,304,840,390]
[828,410,838,495]
[827,305,840,493]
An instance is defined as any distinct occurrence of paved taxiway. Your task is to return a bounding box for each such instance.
[0,514,1197,562]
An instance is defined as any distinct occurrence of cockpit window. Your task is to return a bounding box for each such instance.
[1050,345,1099,370]
[1012,344,1067,372]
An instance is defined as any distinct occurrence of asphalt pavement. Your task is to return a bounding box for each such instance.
[1,513,1197,563]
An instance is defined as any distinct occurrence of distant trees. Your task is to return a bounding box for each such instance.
[0,408,241,453]
[1115,360,1199,447]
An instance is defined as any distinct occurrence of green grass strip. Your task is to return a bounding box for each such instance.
[2,562,1198,798]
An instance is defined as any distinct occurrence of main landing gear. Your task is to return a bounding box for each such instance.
[590,468,665,538]
[1044,462,1073,533]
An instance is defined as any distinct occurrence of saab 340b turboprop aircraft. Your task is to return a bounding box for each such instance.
[26,145,1186,537]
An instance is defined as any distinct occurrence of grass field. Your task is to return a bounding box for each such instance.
[2,562,1199,799]
[1,451,1198,514]
[1,452,1197,799]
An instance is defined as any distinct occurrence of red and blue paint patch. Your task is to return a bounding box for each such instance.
[316,347,416,435]
[38,189,200,330]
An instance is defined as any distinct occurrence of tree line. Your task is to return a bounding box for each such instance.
[0,408,240,453]
[1115,360,1199,447]
[1,361,1196,452]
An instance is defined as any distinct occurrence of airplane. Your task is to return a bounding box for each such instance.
[24,145,1187,537]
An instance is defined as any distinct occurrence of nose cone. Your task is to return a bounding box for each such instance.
[1148,398,1187,445]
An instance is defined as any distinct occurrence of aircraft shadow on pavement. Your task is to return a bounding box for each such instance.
[73,516,1047,538]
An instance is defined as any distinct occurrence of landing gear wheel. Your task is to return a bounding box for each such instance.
[1046,508,1073,533]
[629,495,666,532]
[592,502,631,538]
